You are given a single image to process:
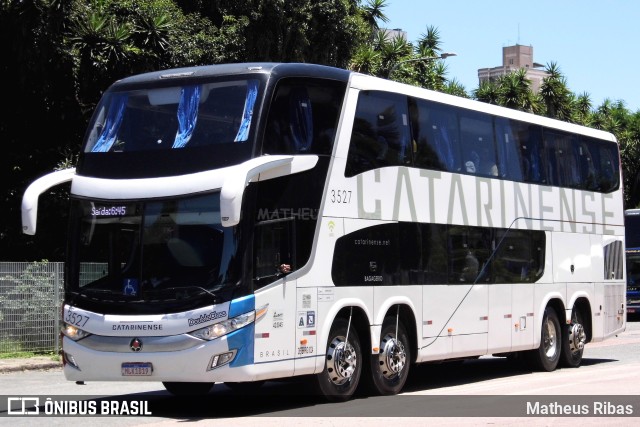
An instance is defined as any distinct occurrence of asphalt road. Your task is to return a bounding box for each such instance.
[1,317,639,427]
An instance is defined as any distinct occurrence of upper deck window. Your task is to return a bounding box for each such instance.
[262,77,346,156]
[85,80,259,153]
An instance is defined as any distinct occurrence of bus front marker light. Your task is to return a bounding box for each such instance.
[208,350,236,370]
[63,351,80,370]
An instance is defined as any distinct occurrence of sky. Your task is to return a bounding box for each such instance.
[382,0,639,111]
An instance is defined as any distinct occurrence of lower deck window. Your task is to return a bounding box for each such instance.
[331,222,545,286]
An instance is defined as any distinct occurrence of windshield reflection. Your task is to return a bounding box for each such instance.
[68,193,243,310]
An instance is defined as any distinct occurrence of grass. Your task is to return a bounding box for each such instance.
[0,350,60,361]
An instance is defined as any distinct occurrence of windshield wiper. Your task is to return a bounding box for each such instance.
[255,271,288,282]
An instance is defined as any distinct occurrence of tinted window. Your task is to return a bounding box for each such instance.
[346,91,411,176]
[343,92,619,194]
[494,117,525,181]
[412,99,459,172]
[263,78,346,156]
[544,130,580,187]
[331,223,401,286]
[459,111,498,177]
[332,222,546,286]
[492,229,545,283]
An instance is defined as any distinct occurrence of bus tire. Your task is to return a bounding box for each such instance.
[560,308,586,368]
[314,318,362,402]
[527,307,561,371]
[369,316,411,395]
[162,381,213,396]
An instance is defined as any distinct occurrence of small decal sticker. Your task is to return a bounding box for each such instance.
[297,311,316,328]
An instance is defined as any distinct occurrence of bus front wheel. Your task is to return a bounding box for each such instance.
[527,307,561,371]
[369,316,411,395]
[314,318,362,402]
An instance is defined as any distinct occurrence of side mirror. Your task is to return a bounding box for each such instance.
[22,168,76,235]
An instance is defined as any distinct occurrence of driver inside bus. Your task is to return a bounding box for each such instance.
[278,263,291,274]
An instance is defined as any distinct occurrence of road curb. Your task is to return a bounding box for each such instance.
[0,358,62,374]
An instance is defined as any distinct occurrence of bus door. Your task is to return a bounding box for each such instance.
[252,218,297,373]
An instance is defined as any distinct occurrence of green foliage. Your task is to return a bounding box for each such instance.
[353,22,456,91]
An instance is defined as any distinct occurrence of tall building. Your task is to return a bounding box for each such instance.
[477,44,548,92]
[382,28,407,41]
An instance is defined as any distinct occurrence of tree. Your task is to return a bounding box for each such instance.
[373,24,456,92]
[496,69,538,113]
[443,78,469,98]
[473,80,501,105]
[571,92,593,126]
[0,0,81,261]
[538,62,573,121]
[360,0,389,35]
[187,0,364,67]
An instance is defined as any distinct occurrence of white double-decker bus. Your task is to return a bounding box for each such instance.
[22,63,626,401]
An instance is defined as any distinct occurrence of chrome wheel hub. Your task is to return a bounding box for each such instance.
[378,333,406,379]
[326,336,357,385]
[568,322,586,354]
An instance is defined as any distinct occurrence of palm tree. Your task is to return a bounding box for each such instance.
[416,25,441,54]
[497,69,537,113]
[473,80,500,105]
[539,62,572,121]
[380,33,413,78]
[444,78,469,98]
[361,0,389,34]
[134,9,172,52]
[350,45,380,74]
[571,92,593,125]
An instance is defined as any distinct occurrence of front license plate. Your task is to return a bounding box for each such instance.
[121,362,153,376]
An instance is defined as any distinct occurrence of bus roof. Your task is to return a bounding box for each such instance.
[110,62,352,88]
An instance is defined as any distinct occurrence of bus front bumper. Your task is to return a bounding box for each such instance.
[61,335,256,383]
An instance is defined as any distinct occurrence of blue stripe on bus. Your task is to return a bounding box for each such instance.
[228,323,255,367]
[228,295,256,367]
[229,294,255,317]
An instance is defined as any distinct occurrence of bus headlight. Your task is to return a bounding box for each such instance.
[190,311,256,341]
[61,323,92,341]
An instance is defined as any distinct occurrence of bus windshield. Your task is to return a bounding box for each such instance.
[66,192,244,314]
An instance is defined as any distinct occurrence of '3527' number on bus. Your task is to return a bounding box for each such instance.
[64,308,90,327]
[330,189,352,204]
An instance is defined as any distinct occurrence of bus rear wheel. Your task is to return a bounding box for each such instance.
[369,316,411,395]
[561,308,586,368]
[526,307,561,371]
[162,381,214,396]
[314,318,362,402]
